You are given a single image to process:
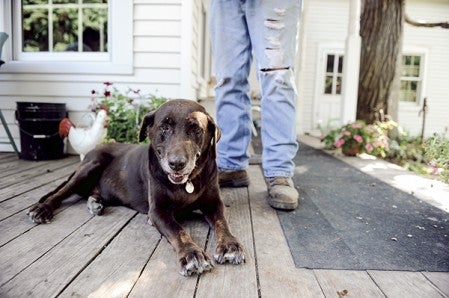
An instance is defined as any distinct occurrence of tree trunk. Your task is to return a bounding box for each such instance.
[357,0,404,124]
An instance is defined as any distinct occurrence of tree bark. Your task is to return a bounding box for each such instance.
[357,0,404,124]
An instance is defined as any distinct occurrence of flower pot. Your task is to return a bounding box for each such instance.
[342,144,361,156]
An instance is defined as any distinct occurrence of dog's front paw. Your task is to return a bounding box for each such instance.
[179,246,214,277]
[27,203,53,224]
[214,238,245,265]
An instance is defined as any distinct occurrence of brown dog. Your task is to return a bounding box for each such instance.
[27,99,245,276]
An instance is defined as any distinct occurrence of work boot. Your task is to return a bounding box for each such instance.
[218,170,250,187]
[265,177,299,210]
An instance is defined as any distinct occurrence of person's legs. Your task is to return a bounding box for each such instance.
[246,0,302,209]
[209,0,253,175]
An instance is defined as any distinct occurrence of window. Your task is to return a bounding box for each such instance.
[324,54,343,95]
[22,0,108,53]
[1,0,132,74]
[400,55,423,103]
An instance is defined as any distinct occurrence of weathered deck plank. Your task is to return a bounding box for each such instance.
[1,157,79,201]
[59,213,160,298]
[0,206,136,297]
[0,158,51,177]
[422,272,449,296]
[368,270,446,297]
[313,269,385,297]
[128,221,208,298]
[0,174,74,221]
[196,187,258,297]
[0,195,81,246]
[0,201,92,287]
[0,156,78,189]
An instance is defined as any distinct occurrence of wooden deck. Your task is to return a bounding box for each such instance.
[1,152,448,297]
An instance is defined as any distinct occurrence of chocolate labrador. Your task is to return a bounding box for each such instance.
[27,99,245,276]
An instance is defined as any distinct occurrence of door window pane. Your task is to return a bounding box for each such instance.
[323,53,344,95]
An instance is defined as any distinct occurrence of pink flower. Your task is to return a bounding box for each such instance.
[365,144,374,152]
[334,139,345,148]
[343,130,351,136]
[351,123,362,129]
[353,135,363,143]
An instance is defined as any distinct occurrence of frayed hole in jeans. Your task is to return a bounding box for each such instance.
[260,67,290,72]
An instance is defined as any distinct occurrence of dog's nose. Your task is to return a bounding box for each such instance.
[168,156,187,171]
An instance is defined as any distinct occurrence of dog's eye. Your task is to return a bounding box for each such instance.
[188,125,202,137]
[159,123,172,133]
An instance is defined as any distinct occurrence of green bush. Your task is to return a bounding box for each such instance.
[424,133,449,183]
[385,132,427,174]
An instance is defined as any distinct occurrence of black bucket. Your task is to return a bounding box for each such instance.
[16,102,67,160]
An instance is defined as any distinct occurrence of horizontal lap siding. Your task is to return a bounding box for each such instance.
[0,0,185,152]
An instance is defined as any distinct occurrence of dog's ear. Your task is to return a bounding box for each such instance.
[207,115,221,157]
[139,111,155,142]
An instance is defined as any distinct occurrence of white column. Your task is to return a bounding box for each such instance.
[341,0,361,124]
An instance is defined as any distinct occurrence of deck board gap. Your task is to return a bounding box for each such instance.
[366,270,388,297]
[247,186,262,298]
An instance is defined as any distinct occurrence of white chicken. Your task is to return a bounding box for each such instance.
[59,109,109,160]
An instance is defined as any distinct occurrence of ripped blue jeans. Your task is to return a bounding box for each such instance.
[209,0,301,178]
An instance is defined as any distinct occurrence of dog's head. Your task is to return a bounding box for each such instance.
[139,99,220,185]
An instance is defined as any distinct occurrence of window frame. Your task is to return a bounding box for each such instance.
[323,53,344,96]
[399,47,428,110]
[0,0,132,74]
[399,53,424,104]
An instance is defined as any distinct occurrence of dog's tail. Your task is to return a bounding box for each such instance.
[59,118,75,138]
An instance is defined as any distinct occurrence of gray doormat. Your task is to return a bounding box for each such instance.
[277,142,449,271]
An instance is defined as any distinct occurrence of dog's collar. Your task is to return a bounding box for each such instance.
[185,180,194,193]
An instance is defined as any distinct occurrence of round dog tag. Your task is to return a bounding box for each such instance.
[185,181,194,193]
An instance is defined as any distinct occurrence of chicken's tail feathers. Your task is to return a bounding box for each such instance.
[59,118,74,137]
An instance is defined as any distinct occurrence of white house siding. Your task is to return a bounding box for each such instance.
[0,0,199,152]
[399,0,449,136]
[297,0,349,135]
[298,0,449,137]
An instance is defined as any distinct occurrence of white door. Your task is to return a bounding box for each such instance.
[314,49,344,133]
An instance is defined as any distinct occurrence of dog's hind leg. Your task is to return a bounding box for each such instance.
[28,152,111,224]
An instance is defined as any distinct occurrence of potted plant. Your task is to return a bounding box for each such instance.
[321,120,390,157]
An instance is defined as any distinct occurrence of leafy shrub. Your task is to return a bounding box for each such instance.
[424,133,449,183]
